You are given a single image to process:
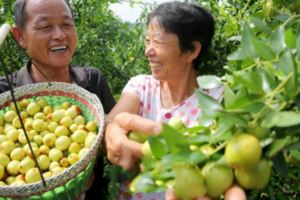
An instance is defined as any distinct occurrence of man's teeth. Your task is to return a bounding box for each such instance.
[51,46,67,52]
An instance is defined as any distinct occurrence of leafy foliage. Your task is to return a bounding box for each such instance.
[0,0,148,97]
[1,0,300,199]
[70,0,149,95]
[129,0,300,199]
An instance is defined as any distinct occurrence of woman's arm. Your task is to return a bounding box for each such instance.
[106,92,140,122]
[105,92,162,170]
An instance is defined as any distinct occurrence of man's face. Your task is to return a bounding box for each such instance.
[20,0,77,69]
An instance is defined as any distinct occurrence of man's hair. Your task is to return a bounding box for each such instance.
[13,0,73,28]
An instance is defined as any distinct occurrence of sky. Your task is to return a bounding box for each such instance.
[109,0,179,23]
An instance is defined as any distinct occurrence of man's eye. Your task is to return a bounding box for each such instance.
[63,23,74,27]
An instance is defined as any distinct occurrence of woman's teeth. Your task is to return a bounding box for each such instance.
[151,64,162,69]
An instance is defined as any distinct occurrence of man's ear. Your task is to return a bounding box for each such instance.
[11,26,26,48]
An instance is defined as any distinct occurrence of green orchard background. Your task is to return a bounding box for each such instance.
[1,0,300,199]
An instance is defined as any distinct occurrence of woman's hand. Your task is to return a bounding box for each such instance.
[104,112,162,170]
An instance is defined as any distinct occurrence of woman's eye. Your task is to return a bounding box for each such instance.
[153,40,162,46]
[38,26,51,30]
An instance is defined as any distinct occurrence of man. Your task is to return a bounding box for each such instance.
[0,0,116,199]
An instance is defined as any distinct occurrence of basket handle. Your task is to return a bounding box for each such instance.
[0,23,11,47]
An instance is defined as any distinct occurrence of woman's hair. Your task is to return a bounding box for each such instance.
[147,1,215,71]
[13,0,74,28]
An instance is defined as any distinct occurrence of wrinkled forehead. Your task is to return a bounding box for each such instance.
[146,18,176,41]
[26,0,72,21]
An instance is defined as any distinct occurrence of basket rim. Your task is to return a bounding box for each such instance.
[0,82,105,197]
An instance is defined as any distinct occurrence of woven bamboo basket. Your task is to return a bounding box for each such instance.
[0,82,105,200]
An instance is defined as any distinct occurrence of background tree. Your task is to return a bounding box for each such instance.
[1,0,300,199]
[0,0,148,97]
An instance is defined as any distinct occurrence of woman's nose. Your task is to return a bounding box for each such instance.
[144,41,156,57]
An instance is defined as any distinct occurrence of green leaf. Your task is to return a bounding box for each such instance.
[240,23,257,58]
[226,95,264,113]
[198,112,214,127]
[287,141,300,151]
[188,151,207,164]
[233,70,264,94]
[290,150,300,161]
[270,26,286,54]
[150,162,175,180]
[187,135,211,145]
[278,50,295,76]
[197,75,222,89]
[297,94,300,111]
[224,85,236,109]
[278,50,297,98]
[161,151,207,166]
[214,114,237,139]
[161,152,192,166]
[152,170,174,181]
[228,23,258,61]
[285,28,296,49]
[259,67,277,93]
[212,129,232,143]
[196,89,223,117]
[227,49,247,61]
[250,16,272,35]
[218,112,247,129]
[272,152,288,177]
[148,136,168,159]
[262,111,300,128]
[184,126,209,135]
[266,137,291,158]
[161,124,189,153]
[253,39,276,60]
[297,32,300,60]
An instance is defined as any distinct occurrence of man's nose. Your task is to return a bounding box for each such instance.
[52,26,66,40]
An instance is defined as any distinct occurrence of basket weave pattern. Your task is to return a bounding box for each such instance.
[0,82,104,198]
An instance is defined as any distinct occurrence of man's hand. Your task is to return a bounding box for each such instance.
[224,184,247,200]
[165,186,211,200]
[104,112,162,170]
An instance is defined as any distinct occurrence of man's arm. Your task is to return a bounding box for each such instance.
[0,75,12,94]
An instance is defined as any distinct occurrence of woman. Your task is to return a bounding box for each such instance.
[105,2,246,200]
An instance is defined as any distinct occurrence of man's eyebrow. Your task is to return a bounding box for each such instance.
[34,14,74,23]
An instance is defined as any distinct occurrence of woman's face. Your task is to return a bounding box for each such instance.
[145,18,194,81]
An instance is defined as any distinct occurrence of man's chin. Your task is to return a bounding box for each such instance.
[48,60,71,68]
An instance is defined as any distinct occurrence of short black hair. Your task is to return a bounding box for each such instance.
[147,2,215,71]
[13,0,74,28]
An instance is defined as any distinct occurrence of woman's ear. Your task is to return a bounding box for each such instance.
[187,41,202,62]
[187,41,201,62]
[11,26,26,48]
